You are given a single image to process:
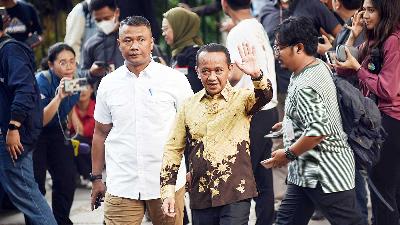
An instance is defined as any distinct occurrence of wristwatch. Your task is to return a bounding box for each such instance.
[8,123,20,130]
[284,147,298,161]
[89,173,102,182]
[251,70,264,81]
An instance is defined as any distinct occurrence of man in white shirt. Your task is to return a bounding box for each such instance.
[64,0,97,64]
[90,16,193,225]
[222,0,278,224]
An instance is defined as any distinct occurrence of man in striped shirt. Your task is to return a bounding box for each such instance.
[265,17,365,225]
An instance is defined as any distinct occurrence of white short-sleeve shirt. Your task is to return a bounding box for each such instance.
[226,18,278,110]
[94,61,193,200]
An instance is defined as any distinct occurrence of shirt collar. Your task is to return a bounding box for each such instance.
[200,82,233,102]
[123,60,156,78]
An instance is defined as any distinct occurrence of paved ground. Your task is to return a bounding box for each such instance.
[0,187,330,225]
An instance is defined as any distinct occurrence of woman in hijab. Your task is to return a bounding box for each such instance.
[162,7,204,93]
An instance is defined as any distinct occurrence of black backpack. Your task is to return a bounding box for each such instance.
[332,75,386,170]
[325,66,394,211]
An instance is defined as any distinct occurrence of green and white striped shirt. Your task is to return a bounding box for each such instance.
[284,59,355,193]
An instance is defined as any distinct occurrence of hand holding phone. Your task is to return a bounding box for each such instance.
[94,61,109,68]
[90,61,109,77]
[260,158,273,169]
[336,45,359,62]
[264,129,283,139]
[25,33,42,48]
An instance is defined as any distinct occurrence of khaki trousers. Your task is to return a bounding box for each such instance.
[104,187,185,225]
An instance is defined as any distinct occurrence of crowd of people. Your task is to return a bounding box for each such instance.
[0,0,399,225]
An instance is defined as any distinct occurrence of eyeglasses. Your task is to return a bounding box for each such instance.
[58,61,76,68]
[273,44,290,58]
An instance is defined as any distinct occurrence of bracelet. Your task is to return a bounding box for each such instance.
[89,173,103,182]
[284,147,298,161]
[251,70,264,81]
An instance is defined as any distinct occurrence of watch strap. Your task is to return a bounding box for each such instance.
[89,173,102,182]
[285,147,298,161]
[8,123,20,130]
[251,70,264,81]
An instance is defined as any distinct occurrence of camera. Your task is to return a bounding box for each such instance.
[336,45,359,62]
[64,78,88,93]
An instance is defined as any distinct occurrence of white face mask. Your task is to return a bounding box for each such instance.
[96,17,117,35]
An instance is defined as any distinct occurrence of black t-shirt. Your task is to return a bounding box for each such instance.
[5,1,43,42]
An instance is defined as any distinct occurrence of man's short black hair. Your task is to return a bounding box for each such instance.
[119,16,152,34]
[196,43,231,66]
[339,0,362,10]
[89,0,117,11]
[274,16,319,56]
[226,0,251,10]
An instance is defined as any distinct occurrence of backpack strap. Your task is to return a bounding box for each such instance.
[35,70,52,84]
[0,37,17,51]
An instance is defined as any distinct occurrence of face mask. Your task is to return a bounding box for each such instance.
[96,17,117,35]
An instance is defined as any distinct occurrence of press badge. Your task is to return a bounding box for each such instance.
[284,118,295,141]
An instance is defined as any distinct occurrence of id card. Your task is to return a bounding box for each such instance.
[284,118,295,141]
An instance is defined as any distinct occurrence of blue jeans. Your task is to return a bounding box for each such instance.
[0,134,57,225]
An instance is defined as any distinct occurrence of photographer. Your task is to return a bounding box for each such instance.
[335,0,400,224]
[34,43,80,224]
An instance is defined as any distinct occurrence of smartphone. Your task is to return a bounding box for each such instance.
[336,45,359,62]
[260,158,273,169]
[94,61,109,68]
[0,7,7,16]
[264,129,283,139]
[24,33,40,47]
[325,50,336,64]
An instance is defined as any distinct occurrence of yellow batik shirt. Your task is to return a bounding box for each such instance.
[160,78,273,209]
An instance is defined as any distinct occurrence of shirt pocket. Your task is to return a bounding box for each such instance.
[144,93,176,123]
[107,96,131,126]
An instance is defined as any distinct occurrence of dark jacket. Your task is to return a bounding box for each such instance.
[334,75,384,170]
[0,36,42,148]
[171,45,203,93]
[36,70,79,129]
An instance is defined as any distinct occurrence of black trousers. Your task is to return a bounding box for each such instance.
[250,108,278,225]
[191,199,251,225]
[74,135,92,180]
[276,183,365,225]
[370,113,400,225]
[33,127,76,225]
